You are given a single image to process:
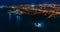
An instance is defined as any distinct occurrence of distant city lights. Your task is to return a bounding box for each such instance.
[31,4,35,7]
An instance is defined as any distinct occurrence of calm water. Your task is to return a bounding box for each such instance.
[0,8,60,32]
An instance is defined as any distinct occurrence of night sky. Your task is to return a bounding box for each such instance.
[0,0,60,5]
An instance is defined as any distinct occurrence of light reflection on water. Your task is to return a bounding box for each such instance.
[9,13,11,22]
[16,15,21,24]
[9,12,21,24]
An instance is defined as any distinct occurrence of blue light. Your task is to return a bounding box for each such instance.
[33,19,48,28]
[34,23,42,27]
[16,15,21,24]
[31,4,35,7]
[9,12,12,23]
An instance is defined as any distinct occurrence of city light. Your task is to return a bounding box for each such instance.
[7,4,60,18]
[31,4,35,7]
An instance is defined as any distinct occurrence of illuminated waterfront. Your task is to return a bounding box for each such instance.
[0,4,60,32]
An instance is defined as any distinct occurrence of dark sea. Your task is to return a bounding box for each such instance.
[0,8,60,32]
